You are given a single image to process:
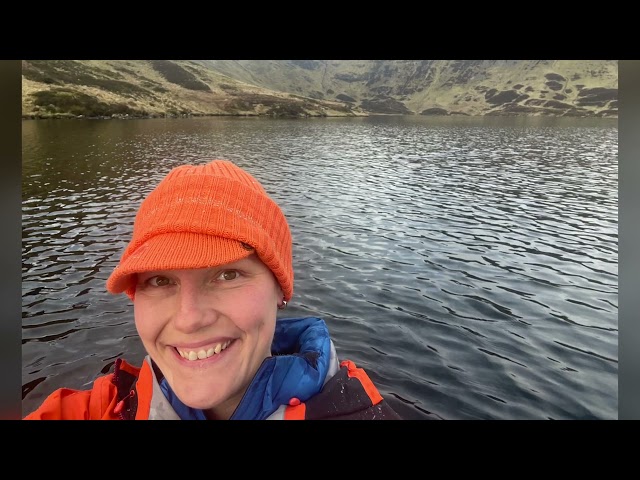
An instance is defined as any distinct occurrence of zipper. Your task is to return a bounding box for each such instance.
[115,389,136,419]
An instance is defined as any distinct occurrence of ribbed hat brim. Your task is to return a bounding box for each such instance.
[106,232,254,297]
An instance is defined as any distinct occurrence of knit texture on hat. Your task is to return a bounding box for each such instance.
[106,160,293,301]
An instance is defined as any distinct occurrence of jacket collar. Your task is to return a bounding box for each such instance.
[156,316,336,420]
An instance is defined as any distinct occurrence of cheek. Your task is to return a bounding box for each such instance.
[232,287,278,332]
[133,299,162,342]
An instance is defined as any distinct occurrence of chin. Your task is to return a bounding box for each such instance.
[177,387,224,411]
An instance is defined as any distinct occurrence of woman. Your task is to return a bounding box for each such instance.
[24,160,401,420]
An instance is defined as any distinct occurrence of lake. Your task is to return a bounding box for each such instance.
[22,115,618,419]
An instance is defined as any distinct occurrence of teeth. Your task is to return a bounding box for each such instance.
[178,340,231,361]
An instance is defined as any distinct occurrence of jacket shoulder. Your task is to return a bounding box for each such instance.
[23,358,142,420]
[293,360,402,420]
[23,374,118,420]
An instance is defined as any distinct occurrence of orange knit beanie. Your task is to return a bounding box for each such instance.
[106,160,293,301]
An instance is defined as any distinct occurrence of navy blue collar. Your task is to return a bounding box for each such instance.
[159,317,332,420]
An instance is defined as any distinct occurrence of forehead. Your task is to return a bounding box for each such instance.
[137,253,267,276]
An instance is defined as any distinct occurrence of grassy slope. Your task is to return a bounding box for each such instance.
[22,60,365,119]
[22,60,618,119]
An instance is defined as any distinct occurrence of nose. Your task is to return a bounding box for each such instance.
[172,282,220,334]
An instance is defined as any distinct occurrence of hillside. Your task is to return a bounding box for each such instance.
[22,60,618,119]
[21,60,364,119]
[196,60,618,117]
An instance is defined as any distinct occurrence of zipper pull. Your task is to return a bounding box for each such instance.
[114,389,136,415]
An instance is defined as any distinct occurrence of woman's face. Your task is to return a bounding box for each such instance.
[133,254,282,419]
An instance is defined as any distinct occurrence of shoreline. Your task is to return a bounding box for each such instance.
[21,112,619,121]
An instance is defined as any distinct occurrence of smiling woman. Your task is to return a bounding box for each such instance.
[23,159,402,420]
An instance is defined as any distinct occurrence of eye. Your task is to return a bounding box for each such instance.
[217,270,238,281]
[146,275,173,287]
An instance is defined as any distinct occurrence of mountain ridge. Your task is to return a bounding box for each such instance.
[22,60,618,119]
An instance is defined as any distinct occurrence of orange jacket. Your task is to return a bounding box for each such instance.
[24,356,401,420]
[24,358,153,420]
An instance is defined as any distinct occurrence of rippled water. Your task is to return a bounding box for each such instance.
[22,115,618,419]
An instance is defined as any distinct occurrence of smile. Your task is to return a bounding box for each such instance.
[176,340,233,361]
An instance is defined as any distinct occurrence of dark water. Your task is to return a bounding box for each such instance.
[22,115,618,420]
